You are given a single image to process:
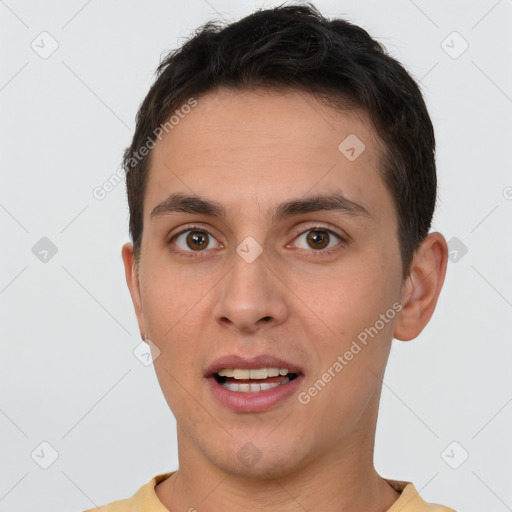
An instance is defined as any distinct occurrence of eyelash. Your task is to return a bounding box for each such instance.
[167,224,347,259]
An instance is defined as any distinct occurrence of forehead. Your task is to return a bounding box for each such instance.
[145,87,394,227]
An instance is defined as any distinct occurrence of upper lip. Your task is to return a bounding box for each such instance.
[205,354,303,377]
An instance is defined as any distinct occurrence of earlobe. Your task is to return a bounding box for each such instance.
[393,232,448,341]
[121,242,147,340]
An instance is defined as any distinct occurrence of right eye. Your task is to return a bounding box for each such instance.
[169,227,223,256]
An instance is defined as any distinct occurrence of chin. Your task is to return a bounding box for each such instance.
[205,439,308,480]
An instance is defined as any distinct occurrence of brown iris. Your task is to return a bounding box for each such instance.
[186,231,209,250]
[306,230,330,249]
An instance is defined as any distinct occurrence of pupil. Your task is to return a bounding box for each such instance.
[187,231,208,250]
[307,230,329,249]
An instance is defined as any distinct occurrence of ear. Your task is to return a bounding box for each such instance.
[121,242,148,342]
[393,232,449,341]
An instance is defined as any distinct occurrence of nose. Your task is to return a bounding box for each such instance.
[213,248,289,334]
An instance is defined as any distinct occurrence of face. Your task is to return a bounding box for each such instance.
[123,87,409,477]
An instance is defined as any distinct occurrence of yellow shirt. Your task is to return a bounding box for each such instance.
[84,472,457,511]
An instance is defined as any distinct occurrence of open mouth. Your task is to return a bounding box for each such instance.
[213,367,300,393]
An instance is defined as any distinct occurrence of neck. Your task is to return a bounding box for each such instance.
[156,429,400,512]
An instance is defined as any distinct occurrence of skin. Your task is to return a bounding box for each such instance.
[121,87,448,512]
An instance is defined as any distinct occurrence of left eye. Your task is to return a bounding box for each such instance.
[293,229,342,251]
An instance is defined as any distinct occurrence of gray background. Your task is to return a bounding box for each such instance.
[1,0,511,511]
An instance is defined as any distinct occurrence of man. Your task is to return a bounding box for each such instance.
[86,3,455,511]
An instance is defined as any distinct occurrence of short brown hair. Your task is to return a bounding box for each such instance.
[124,3,437,279]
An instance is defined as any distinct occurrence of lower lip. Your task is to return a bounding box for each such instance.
[206,375,304,413]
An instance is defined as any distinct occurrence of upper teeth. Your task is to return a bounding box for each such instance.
[217,367,289,379]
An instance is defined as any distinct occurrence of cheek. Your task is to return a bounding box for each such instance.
[138,264,216,394]
[139,260,205,339]
[311,257,400,360]
[314,269,378,331]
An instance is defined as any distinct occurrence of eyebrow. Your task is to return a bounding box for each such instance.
[150,191,372,223]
